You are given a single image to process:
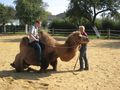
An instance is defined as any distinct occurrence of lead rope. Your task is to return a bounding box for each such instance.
[72,53,80,75]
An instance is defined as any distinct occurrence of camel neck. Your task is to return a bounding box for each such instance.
[64,43,78,52]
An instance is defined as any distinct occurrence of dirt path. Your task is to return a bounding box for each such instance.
[0,35,120,90]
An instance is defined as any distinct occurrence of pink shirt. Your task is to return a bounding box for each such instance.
[81,32,88,36]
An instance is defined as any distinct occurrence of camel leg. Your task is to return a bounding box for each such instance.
[40,58,49,71]
[50,60,57,71]
[15,61,24,72]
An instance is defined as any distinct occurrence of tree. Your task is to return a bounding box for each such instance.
[14,0,46,24]
[0,3,15,24]
[0,3,15,32]
[66,0,120,27]
[41,11,52,28]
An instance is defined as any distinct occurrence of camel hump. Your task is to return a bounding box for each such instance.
[20,37,29,50]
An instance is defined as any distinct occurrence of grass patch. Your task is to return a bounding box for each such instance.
[1,32,26,35]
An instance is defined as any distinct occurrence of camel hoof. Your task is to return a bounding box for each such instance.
[53,68,57,71]
[26,67,37,72]
[38,69,46,73]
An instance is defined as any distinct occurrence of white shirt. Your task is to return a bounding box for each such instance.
[29,25,39,43]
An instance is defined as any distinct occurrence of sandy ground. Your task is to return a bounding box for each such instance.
[0,35,120,90]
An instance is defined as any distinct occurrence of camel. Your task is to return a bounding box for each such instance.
[10,31,89,72]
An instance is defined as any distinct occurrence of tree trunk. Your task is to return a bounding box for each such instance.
[91,15,101,38]
[3,23,6,33]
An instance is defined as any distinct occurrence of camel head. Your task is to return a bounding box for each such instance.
[10,54,24,72]
[65,31,89,46]
[79,34,89,44]
[10,61,21,72]
[10,62,15,68]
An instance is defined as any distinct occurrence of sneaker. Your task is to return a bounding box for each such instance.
[77,68,84,71]
[84,68,89,70]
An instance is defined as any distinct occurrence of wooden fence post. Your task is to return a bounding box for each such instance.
[52,28,54,35]
[108,28,110,39]
[4,25,6,33]
[25,24,28,34]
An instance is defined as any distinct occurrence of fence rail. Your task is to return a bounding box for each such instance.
[0,25,25,33]
[0,26,120,39]
[49,28,120,39]
[49,28,76,35]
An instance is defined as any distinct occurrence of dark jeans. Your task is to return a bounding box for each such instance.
[30,41,42,65]
[79,44,89,69]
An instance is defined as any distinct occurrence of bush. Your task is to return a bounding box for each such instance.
[41,20,48,28]
[114,21,120,30]
[48,19,76,29]
[101,18,115,30]
[95,19,102,30]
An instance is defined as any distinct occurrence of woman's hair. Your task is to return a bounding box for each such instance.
[79,26,85,32]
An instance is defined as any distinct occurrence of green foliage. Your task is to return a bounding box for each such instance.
[66,0,120,26]
[114,21,120,30]
[101,18,114,29]
[48,17,120,30]
[41,11,52,28]
[95,19,102,29]
[49,19,76,29]
[41,20,48,28]
[0,3,15,24]
[14,0,46,24]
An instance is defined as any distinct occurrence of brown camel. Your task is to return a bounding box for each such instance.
[11,31,89,72]
[38,31,89,71]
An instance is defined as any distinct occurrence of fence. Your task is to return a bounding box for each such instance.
[49,28,120,39]
[49,28,76,35]
[0,25,25,33]
[0,26,120,39]
[105,29,120,39]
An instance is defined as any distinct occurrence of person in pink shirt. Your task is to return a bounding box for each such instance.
[78,25,89,71]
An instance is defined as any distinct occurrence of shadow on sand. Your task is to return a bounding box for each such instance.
[0,69,78,80]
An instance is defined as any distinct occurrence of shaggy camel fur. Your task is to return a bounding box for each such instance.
[10,37,43,72]
[39,31,89,71]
